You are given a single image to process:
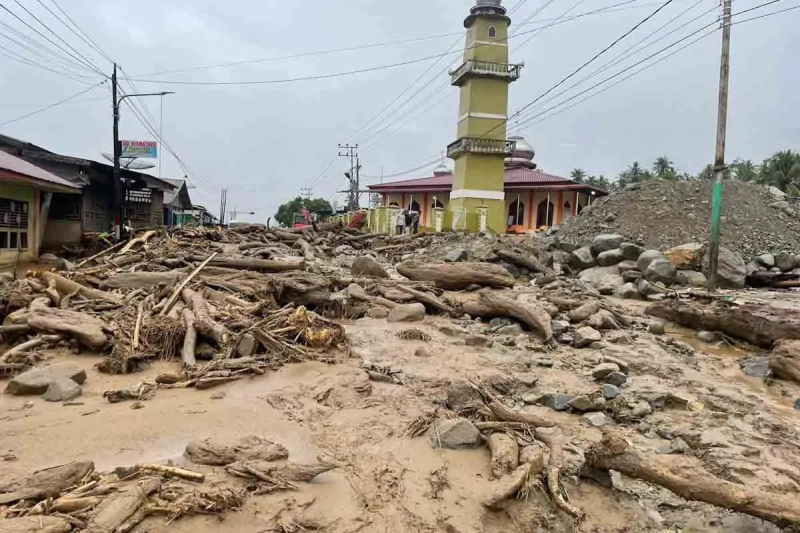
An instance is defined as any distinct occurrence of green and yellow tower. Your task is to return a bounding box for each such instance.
[447,0,522,233]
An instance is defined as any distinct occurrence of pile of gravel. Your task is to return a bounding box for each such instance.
[558,180,800,262]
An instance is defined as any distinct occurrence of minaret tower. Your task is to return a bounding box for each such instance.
[447,0,522,232]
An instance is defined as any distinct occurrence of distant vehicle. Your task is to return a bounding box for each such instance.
[293,212,312,229]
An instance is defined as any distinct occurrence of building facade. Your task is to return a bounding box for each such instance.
[367,136,606,233]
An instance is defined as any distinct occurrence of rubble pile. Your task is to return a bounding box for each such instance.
[557,180,800,262]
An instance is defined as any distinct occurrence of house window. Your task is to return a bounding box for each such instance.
[488,26,497,38]
[0,198,29,250]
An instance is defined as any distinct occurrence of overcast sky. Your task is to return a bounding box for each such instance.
[0,0,797,222]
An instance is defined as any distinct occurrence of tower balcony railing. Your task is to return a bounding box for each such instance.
[450,60,523,86]
[447,137,516,158]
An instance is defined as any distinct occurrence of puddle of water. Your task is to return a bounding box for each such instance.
[666,324,759,359]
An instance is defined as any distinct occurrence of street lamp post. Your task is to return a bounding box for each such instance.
[111,63,174,238]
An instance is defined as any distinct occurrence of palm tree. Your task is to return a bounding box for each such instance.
[652,156,675,178]
[570,168,587,183]
[759,150,800,191]
[729,158,758,182]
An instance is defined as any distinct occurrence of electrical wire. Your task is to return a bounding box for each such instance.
[0,81,104,127]
[0,18,97,75]
[38,0,113,63]
[0,40,94,82]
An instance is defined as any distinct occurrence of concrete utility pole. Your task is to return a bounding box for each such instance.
[338,144,359,211]
[219,187,228,225]
[707,0,733,292]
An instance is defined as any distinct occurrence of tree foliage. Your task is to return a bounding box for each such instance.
[274,197,334,227]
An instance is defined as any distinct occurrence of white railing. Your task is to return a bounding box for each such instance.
[450,60,523,85]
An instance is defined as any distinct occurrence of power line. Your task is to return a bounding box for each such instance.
[0,81,104,127]
[0,18,96,75]
[39,0,113,63]
[0,40,94,82]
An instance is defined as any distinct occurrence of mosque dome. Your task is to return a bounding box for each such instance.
[433,163,453,176]
[505,135,536,168]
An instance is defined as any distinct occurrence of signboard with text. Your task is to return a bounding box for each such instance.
[121,140,158,159]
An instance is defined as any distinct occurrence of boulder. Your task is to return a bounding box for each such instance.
[387,303,425,323]
[638,279,666,297]
[366,307,389,319]
[663,243,705,270]
[774,252,794,272]
[617,260,638,273]
[574,326,602,348]
[446,379,481,410]
[637,250,664,273]
[586,310,617,330]
[739,357,771,378]
[620,242,645,261]
[428,418,481,449]
[794,398,800,411]
[769,201,790,210]
[648,321,666,335]
[5,362,87,396]
[644,258,677,286]
[578,266,624,295]
[616,282,640,300]
[569,391,606,412]
[496,324,523,336]
[465,335,493,348]
[590,234,625,257]
[702,246,746,289]
[757,253,776,268]
[602,384,622,400]
[569,301,601,322]
[676,270,707,288]
[604,372,628,387]
[43,378,82,402]
[345,283,367,300]
[538,393,574,412]
[569,247,595,271]
[551,320,570,335]
[351,256,389,278]
[697,330,718,343]
[631,401,653,418]
[768,185,787,200]
[591,363,620,380]
[621,270,642,282]
[445,248,468,263]
[596,249,623,267]
[583,412,607,427]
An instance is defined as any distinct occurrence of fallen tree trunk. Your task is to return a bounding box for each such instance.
[84,477,161,533]
[477,290,553,342]
[586,431,800,528]
[181,288,228,346]
[0,461,95,505]
[495,249,553,276]
[770,339,800,384]
[487,400,555,428]
[394,285,459,317]
[397,260,515,290]
[41,272,122,304]
[295,238,315,261]
[646,299,800,348]
[188,255,305,273]
[0,516,73,533]
[0,334,61,363]
[28,306,107,351]
[75,240,126,268]
[483,462,537,511]
[487,433,519,479]
[119,229,157,254]
[103,271,183,290]
[181,308,197,367]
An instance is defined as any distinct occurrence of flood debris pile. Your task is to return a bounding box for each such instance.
[0,434,335,532]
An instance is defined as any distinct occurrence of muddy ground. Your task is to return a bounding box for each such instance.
[2,288,799,533]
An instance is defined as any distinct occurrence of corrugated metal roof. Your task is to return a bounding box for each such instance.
[368,167,573,191]
[0,150,81,190]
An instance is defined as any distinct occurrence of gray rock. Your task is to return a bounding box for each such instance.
[516,373,539,387]
[490,318,513,330]
[664,243,705,270]
[569,301,601,322]
[578,266,624,295]
[604,372,628,387]
[387,303,426,323]
[658,437,689,455]
[769,200,790,209]
[596,249,623,267]
[583,412,607,427]
[445,248,468,262]
[794,398,800,411]
[768,185,787,199]
[446,379,481,410]
[579,465,614,488]
[616,282,640,300]
[569,391,606,412]
[620,242,645,261]
[644,258,677,286]
[603,356,630,373]
[771,267,782,273]
[739,357,771,378]
[569,246,595,271]
[351,256,389,278]
[631,401,653,418]
[586,309,617,330]
[757,253,776,268]
[638,279,665,297]
[590,234,625,257]
[551,320,570,335]
[366,307,389,319]
[648,321,666,335]
[617,260,638,272]
[637,250,664,272]
[236,333,258,358]
[496,324,523,336]
[345,283,367,300]
[465,335,493,348]
[43,377,82,402]
[703,246,746,289]
[560,334,574,345]
[574,326,602,348]
[592,363,620,380]
[539,393,574,412]
[775,252,794,272]
[602,384,622,400]
[5,362,87,396]
[621,270,642,282]
[676,270,707,288]
[697,330,718,343]
[429,418,481,449]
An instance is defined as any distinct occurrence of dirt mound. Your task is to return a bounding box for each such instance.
[557,180,800,261]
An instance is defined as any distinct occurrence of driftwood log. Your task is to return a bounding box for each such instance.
[188,255,305,273]
[397,261,515,290]
[119,229,157,254]
[0,516,73,533]
[181,288,228,346]
[646,299,800,348]
[181,308,197,367]
[770,340,800,384]
[84,477,161,533]
[479,291,553,342]
[586,431,800,528]
[495,249,553,276]
[41,272,122,304]
[0,461,95,505]
[103,271,183,290]
[27,304,107,351]
[394,285,459,317]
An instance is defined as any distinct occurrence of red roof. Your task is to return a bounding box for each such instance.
[0,150,81,191]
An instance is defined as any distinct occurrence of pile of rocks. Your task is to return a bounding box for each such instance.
[564,234,753,298]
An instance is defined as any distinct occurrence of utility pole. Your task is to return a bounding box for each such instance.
[219,187,228,225]
[707,0,732,292]
[112,63,121,238]
[338,144,359,211]
[300,187,313,200]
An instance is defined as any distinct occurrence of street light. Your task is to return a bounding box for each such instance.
[111,64,175,237]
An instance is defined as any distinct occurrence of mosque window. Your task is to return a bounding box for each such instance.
[488,26,497,38]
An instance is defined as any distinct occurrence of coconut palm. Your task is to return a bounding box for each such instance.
[570,168,587,183]
[652,156,675,178]
[759,150,800,191]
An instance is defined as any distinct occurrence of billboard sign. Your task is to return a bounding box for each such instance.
[121,140,158,159]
